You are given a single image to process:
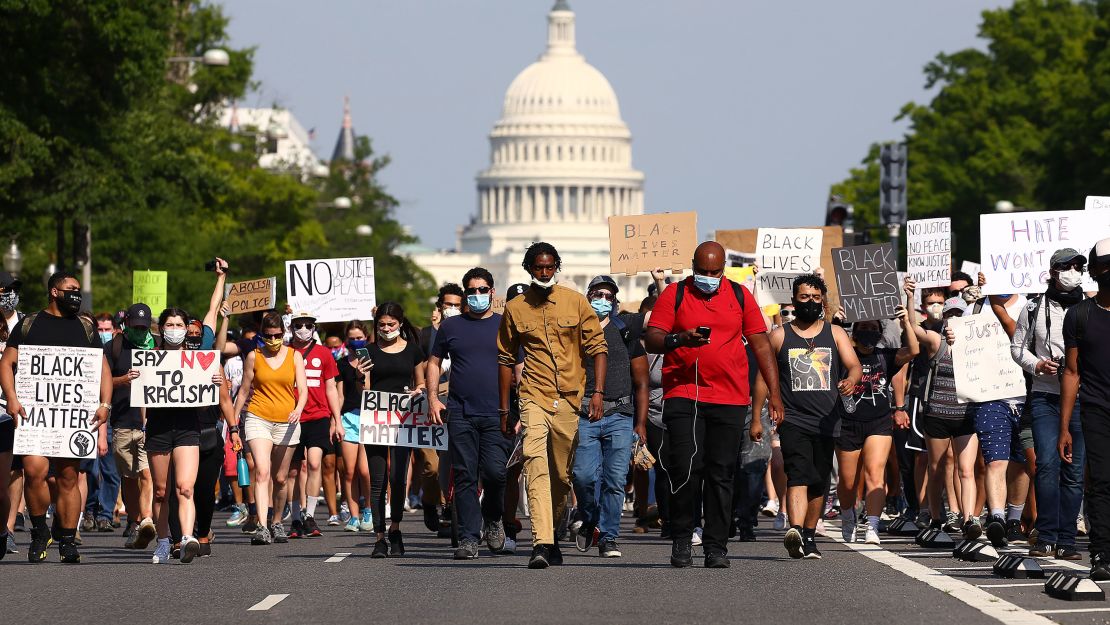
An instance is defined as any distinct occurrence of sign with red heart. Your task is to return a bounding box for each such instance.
[130,349,221,408]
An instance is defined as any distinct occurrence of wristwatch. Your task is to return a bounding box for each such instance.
[98,402,112,414]
[893,405,907,412]
[228,425,240,433]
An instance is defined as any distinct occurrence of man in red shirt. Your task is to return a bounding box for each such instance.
[287,312,341,538]
[645,241,782,568]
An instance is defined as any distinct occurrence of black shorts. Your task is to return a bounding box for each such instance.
[145,413,200,453]
[778,420,835,491]
[293,418,334,463]
[0,419,13,454]
[837,416,893,452]
[923,415,976,440]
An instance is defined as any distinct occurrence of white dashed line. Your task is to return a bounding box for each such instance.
[247,594,289,611]
[1034,608,1110,615]
[325,552,352,563]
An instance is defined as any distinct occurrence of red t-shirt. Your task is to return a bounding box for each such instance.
[647,278,767,406]
[295,343,339,422]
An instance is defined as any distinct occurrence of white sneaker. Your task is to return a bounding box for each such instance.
[691,527,703,546]
[152,539,171,564]
[180,536,201,564]
[761,499,780,517]
[864,527,881,545]
[841,507,857,542]
[326,515,341,527]
[773,511,788,531]
[815,519,828,538]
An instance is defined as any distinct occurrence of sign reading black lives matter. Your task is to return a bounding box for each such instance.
[832,243,900,322]
[13,346,102,459]
[130,350,220,408]
[359,390,447,451]
[286,257,375,323]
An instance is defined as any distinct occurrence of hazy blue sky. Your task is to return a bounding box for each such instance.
[222,0,1006,249]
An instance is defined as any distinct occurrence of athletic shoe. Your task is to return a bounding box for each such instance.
[1078,514,1088,536]
[14,512,25,532]
[180,537,200,564]
[1092,552,1110,581]
[424,506,440,532]
[670,539,693,568]
[962,517,983,540]
[271,524,288,544]
[944,511,961,533]
[660,524,673,540]
[80,516,95,532]
[95,518,114,533]
[575,523,597,552]
[815,519,828,538]
[1005,519,1026,545]
[784,528,804,559]
[549,542,564,565]
[226,504,248,527]
[691,527,703,546]
[484,520,506,554]
[841,507,857,543]
[303,516,322,537]
[985,516,1007,548]
[528,545,552,569]
[453,540,479,560]
[599,539,622,558]
[359,509,373,532]
[1055,545,1082,561]
[345,516,360,532]
[761,499,780,518]
[864,527,881,545]
[388,530,405,556]
[737,525,757,542]
[1028,541,1054,557]
[5,532,16,554]
[152,540,172,564]
[134,518,157,550]
[326,515,341,527]
[371,538,389,558]
[773,511,789,531]
[282,504,291,522]
[288,520,303,539]
[499,536,517,555]
[122,522,137,549]
[802,538,822,560]
[28,527,49,563]
[241,516,259,534]
[250,525,272,546]
[704,552,730,568]
[57,540,80,564]
[200,543,212,557]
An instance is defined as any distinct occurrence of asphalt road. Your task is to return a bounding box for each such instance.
[3,512,1107,625]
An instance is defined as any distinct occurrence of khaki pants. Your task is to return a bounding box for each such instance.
[520,397,579,545]
[415,447,442,506]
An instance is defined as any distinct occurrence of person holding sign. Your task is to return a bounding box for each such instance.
[233,312,309,547]
[0,271,112,564]
[335,320,375,535]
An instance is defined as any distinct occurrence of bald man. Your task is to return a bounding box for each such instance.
[645,241,782,568]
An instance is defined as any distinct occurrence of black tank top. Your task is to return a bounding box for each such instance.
[778,321,842,435]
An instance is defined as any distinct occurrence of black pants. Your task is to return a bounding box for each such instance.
[1083,405,1110,556]
[662,398,744,555]
[448,413,510,542]
[365,445,390,534]
[893,425,918,515]
[169,431,225,541]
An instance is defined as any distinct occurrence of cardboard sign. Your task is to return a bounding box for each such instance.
[286,257,376,323]
[132,271,167,314]
[225,277,277,314]
[832,243,900,322]
[716,226,843,306]
[753,228,823,305]
[1085,196,1110,211]
[906,218,951,289]
[608,212,697,275]
[725,248,756,267]
[13,346,102,459]
[130,350,220,408]
[951,312,1026,403]
[979,210,1109,294]
[358,390,447,450]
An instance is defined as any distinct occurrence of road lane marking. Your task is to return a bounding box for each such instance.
[247,594,289,611]
[325,552,351,563]
[1034,608,1110,615]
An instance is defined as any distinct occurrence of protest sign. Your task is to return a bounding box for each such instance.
[132,271,167,314]
[286,257,376,323]
[906,218,951,288]
[951,312,1026,403]
[979,210,1110,294]
[832,243,900,322]
[753,228,822,305]
[1085,196,1110,211]
[724,266,755,290]
[608,212,697,275]
[225,277,277,314]
[130,350,220,408]
[358,390,447,451]
[960,261,981,277]
[715,226,843,305]
[13,346,102,459]
[725,248,756,267]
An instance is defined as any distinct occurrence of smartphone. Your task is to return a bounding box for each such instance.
[355,347,370,362]
[696,326,712,339]
[204,258,226,273]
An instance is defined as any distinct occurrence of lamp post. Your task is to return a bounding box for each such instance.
[2,237,22,278]
[167,48,230,67]
[318,197,352,210]
[355,224,373,237]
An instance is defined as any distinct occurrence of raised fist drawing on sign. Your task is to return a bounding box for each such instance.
[72,432,91,457]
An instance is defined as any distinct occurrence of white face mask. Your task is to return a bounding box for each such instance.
[925,303,944,321]
[531,275,557,289]
[163,327,186,346]
[1057,269,1083,291]
[378,328,400,341]
[294,327,314,342]
[442,307,462,319]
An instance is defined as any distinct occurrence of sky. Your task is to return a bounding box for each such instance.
[221,0,1006,249]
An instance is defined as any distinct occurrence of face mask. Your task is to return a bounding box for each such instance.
[57,290,82,315]
[331,347,346,360]
[347,339,367,350]
[1057,269,1083,291]
[780,310,796,323]
[260,336,283,352]
[793,300,823,323]
[854,330,882,349]
[184,335,202,350]
[1096,271,1110,289]
[467,294,491,313]
[442,307,462,319]
[125,327,152,348]
[960,286,981,304]
[590,298,612,318]
[531,275,557,290]
[294,327,314,342]
[693,274,720,295]
[925,303,944,321]
[378,329,401,341]
[98,331,114,345]
[0,291,18,313]
[163,327,187,346]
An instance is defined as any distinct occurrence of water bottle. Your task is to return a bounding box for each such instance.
[237,450,250,487]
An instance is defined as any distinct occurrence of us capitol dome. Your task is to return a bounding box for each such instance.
[408,0,650,297]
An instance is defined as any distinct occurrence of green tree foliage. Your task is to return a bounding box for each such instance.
[832,0,1110,261]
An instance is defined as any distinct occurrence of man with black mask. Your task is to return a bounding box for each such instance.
[0,271,112,564]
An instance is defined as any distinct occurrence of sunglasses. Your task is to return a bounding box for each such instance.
[292,322,314,330]
[1053,261,1086,272]
[464,286,492,295]
[589,292,616,302]
[261,332,283,340]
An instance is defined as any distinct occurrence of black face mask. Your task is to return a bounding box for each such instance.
[184,335,203,350]
[57,290,82,316]
[854,330,882,348]
[793,300,823,323]
[1097,271,1110,289]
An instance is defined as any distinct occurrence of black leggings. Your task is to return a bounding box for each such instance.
[169,436,225,541]
[365,444,391,534]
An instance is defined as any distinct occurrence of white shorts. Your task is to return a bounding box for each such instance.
[243,413,300,446]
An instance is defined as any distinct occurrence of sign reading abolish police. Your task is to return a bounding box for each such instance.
[951,312,1026,403]
[13,345,102,459]
[130,350,220,408]
[225,276,277,314]
[286,257,376,323]
[755,228,822,305]
[608,212,697,275]
[832,243,900,322]
[359,390,447,451]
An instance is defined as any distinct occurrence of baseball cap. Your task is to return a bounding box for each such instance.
[1090,237,1110,268]
[291,310,316,323]
[1050,248,1084,267]
[587,274,619,295]
[506,283,528,301]
[0,271,21,291]
[126,303,152,328]
[942,296,968,316]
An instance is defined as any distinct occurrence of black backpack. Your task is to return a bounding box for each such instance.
[20,311,96,345]
[672,278,747,315]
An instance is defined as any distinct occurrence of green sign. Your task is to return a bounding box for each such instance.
[132,270,167,313]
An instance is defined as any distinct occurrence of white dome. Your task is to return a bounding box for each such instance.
[501,57,622,123]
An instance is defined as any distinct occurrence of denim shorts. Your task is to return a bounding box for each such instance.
[974,401,1025,464]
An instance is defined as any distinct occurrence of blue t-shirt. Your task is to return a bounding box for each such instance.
[431,313,501,418]
[202,325,215,350]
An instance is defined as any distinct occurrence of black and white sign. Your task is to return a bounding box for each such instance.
[13,345,102,459]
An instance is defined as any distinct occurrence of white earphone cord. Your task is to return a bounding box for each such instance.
[656,358,698,496]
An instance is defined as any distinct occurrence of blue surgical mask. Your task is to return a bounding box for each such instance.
[99,331,114,345]
[590,298,612,318]
[467,293,491,313]
[693,274,720,294]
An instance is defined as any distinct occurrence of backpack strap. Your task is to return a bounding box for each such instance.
[1076,297,1094,342]
[972,298,986,314]
[672,279,746,314]
[112,334,125,361]
[77,315,95,345]
[19,312,38,339]
[673,281,685,314]
[1025,294,1043,357]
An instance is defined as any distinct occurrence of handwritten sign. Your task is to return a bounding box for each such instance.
[130,350,219,408]
[286,257,376,323]
[906,218,951,289]
[225,277,276,314]
[832,243,900,322]
[358,390,447,450]
[13,346,102,459]
[979,210,1109,294]
[753,228,822,305]
[951,312,1026,403]
[608,212,697,275]
[716,226,844,306]
[1085,196,1110,211]
[132,271,167,314]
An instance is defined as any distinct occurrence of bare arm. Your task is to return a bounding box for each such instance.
[427,354,446,424]
[747,331,782,424]
[232,351,255,417]
[630,355,649,442]
[990,296,1017,339]
[203,258,228,332]
[1059,345,1080,463]
[832,325,863,394]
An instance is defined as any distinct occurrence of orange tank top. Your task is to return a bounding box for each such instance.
[247,347,297,423]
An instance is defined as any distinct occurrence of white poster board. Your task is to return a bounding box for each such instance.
[130,350,220,408]
[286,257,376,323]
[754,228,822,305]
[951,312,1026,403]
[13,346,102,459]
[979,210,1109,295]
[960,261,981,278]
[906,217,951,288]
[1085,196,1110,211]
[358,390,447,451]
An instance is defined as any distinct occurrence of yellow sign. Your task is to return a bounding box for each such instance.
[132,271,167,314]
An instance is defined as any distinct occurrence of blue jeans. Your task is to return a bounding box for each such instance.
[571,413,634,542]
[447,413,510,543]
[1031,392,1085,547]
[85,426,121,522]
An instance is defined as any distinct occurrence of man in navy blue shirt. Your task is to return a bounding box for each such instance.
[428,267,511,560]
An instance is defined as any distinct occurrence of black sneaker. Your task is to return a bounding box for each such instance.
[1093,553,1110,581]
[454,540,479,560]
[784,527,804,559]
[599,539,621,558]
[95,518,114,533]
[371,538,389,558]
[985,516,1007,548]
[1004,519,1026,544]
[962,517,983,540]
[302,516,322,537]
[59,540,80,564]
[200,542,212,557]
[802,538,822,560]
[670,539,693,568]
[1055,545,1082,561]
[28,528,50,563]
[0,533,8,560]
[483,520,506,554]
[388,530,405,557]
[528,545,551,569]
[1028,541,1053,557]
[737,524,757,542]
[549,541,564,566]
[660,524,673,540]
[704,552,730,568]
[575,523,596,552]
[241,516,259,534]
[424,506,440,532]
[288,519,303,539]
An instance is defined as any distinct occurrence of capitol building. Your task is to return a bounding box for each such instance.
[408,1,652,296]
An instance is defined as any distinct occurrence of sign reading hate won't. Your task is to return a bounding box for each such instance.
[951,312,1026,403]
[832,243,900,322]
[225,276,277,314]
[979,210,1110,295]
[755,228,822,305]
[359,390,447,451]
[906,217,951,289]
[130,350,220,408]
[13,345,102,459]
[608,212,697,275]
[286,257,376,323]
